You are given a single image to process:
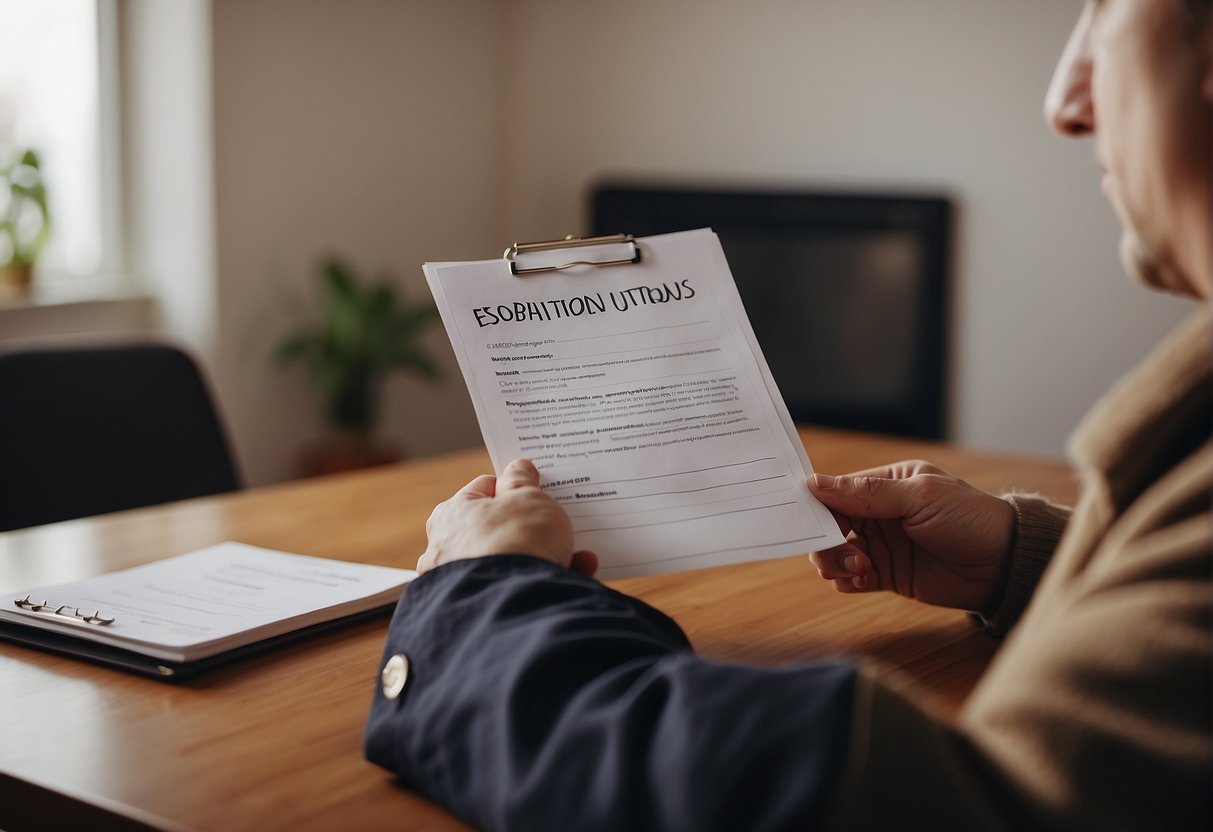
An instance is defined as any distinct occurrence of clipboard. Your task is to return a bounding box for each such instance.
[0,604,394,679]
[421,228,845,579]
[0,543,414,680]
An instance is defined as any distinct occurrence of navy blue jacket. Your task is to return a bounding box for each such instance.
[364,555,856,831]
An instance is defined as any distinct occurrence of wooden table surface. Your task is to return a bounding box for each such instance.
[0,427,1077,832]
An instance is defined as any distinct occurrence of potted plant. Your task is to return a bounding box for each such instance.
[0,147,51,288]
[276,257,442,475]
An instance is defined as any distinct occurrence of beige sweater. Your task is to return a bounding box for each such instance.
[827,309,1212,830]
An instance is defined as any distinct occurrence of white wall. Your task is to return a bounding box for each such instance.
[502,0,1192,457]
[211,0,502,484]
[143,0,1194,485]
[122,0,218,359]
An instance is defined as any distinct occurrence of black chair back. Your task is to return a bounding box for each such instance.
[0,343,240,532]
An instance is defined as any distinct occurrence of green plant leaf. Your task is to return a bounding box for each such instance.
[322,258,357,300]
[274,333,319,365]
[2,145,50,266]
[274,256,443,431]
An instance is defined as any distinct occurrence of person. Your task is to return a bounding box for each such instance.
[365,1,1212,828]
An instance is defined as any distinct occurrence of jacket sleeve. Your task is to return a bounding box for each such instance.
[364,555,857,832]
[974,495,1071,635]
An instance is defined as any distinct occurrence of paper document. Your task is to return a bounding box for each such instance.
[424,228,844,578]
[0,543,415,663]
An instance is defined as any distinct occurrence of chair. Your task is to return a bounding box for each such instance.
[592,183,952,438]
[0,343,241,532]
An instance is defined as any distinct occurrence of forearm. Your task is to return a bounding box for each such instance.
[365,555,857,832]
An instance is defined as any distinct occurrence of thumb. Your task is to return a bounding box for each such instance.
[809,472,925,519]
[496,458,540,492]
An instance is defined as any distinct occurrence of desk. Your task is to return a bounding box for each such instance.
[0,427,1076,831]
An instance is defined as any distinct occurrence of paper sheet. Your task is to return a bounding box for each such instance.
[425,228,844,578]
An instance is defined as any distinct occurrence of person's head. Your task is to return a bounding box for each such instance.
[1045,0,1213,299]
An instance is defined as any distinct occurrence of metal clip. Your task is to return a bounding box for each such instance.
[13,594,116,626]
[503,233,642,275]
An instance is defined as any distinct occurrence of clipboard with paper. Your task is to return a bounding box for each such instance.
[423,228,844,578]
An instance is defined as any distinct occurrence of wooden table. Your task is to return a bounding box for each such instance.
[0,427,1076,831]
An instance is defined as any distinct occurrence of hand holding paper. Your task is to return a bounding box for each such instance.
[417,457,600,577]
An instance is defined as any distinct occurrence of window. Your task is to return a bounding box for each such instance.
[0,0,119,280]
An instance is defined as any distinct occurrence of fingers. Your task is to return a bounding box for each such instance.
[806,460,948,507]
[456,473,498,499]
[831,460,945,480]
[809,471,926,520]
[448,458,540,503]
[420,460,590,578]
[449,458,541,503]
[809,544,873,590]
[832,576,869,593]
[809,545,869,579]
[496,458,540,492]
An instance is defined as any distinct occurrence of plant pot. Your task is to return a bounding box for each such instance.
[299,429,401,477]
[0,262,33,289]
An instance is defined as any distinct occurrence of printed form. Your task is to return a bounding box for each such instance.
[424,228,844,578]
[2,543,414,662]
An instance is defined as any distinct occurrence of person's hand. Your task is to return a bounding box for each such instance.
[416,457,599,577]
[807,460,1015,612]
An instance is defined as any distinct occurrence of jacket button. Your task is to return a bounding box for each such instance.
[381,653,410,701]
